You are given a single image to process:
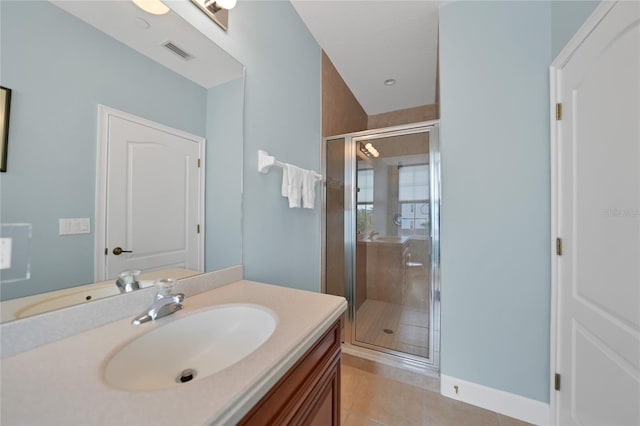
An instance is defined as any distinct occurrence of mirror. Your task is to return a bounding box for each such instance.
[0,0,244,322]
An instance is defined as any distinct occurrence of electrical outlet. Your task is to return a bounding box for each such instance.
[0,238,12,270]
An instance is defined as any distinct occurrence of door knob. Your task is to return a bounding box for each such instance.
[112,247,133,255]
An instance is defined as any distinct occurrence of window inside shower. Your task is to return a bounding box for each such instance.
[356,169,374,235]
[398,164,429,237]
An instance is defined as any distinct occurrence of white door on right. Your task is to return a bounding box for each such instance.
[557,2,640,425]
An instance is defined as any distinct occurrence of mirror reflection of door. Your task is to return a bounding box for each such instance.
[96,107,204,280]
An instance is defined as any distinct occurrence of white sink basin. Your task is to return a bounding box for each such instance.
[104,304,277,391]
[374,236,403,242]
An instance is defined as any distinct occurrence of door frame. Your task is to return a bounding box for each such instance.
[94,105,206,281]
[549,2,618,424]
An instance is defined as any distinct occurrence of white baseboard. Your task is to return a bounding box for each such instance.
[440,374,550,425]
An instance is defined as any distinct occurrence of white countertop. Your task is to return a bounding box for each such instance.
[357,235,410,245]
[0,280,347,425]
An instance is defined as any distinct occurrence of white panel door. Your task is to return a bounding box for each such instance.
[104,115,202,279]
[557,2,640,425]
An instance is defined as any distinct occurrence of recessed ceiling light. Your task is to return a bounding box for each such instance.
[132,0,170,16]
[384,78,396,86]
[134,17,151,29]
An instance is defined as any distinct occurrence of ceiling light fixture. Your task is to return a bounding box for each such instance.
[203,0,237,12]
[360,142,380,158]
[384,78,396,86]
[192,0,236,32]
[132,0,170,15]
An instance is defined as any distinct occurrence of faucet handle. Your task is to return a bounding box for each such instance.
[116,269,142,293]
[154,278,181,299]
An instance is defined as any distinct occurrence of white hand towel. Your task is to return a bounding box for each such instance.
[285,163,304,208]
[302,170,322,209]
[281,167,289,197]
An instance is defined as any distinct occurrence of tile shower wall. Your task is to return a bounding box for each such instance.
[322,51,368,137]
[367,104,439,129]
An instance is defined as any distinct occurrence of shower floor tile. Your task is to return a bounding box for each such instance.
[355,299,429,358]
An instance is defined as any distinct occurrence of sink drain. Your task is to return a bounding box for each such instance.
[176,369,197,383]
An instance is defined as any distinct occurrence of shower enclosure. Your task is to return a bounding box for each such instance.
[322,121,440,370]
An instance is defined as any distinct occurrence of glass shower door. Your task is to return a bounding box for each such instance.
[323,122,440,367]
[352,129,433,361]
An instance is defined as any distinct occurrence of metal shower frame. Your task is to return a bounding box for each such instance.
[321,120,441,372]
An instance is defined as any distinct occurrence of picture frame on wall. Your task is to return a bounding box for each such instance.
[0,86,11,172]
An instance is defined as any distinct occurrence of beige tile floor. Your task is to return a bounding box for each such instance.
[341,363,533,426]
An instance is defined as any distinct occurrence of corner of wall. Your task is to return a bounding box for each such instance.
[322,50,368,137]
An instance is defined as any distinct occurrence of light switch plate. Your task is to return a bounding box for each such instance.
[59,218,91,235]
[0,237,12,270]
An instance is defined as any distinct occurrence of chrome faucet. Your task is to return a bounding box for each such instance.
[116,269,141,293]
[132,278,185,325]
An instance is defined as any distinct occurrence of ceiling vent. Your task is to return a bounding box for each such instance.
[162,41,194,61]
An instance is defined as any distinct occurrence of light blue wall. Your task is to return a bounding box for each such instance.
[205,77,244,271]
[172,1,322,292]
[235,2,321,291]
[439,1,552,402]
[439,0,599,403]
[551,1,600,58]
[0,1,207,300]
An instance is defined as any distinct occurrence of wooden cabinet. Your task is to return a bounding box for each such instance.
[238,320,341,426]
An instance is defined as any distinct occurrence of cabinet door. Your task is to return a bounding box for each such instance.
[238,320,342,425]
[305,360,340,426]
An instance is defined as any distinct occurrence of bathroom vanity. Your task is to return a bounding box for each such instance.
[239,319,341,425]
[0,270,347,425]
